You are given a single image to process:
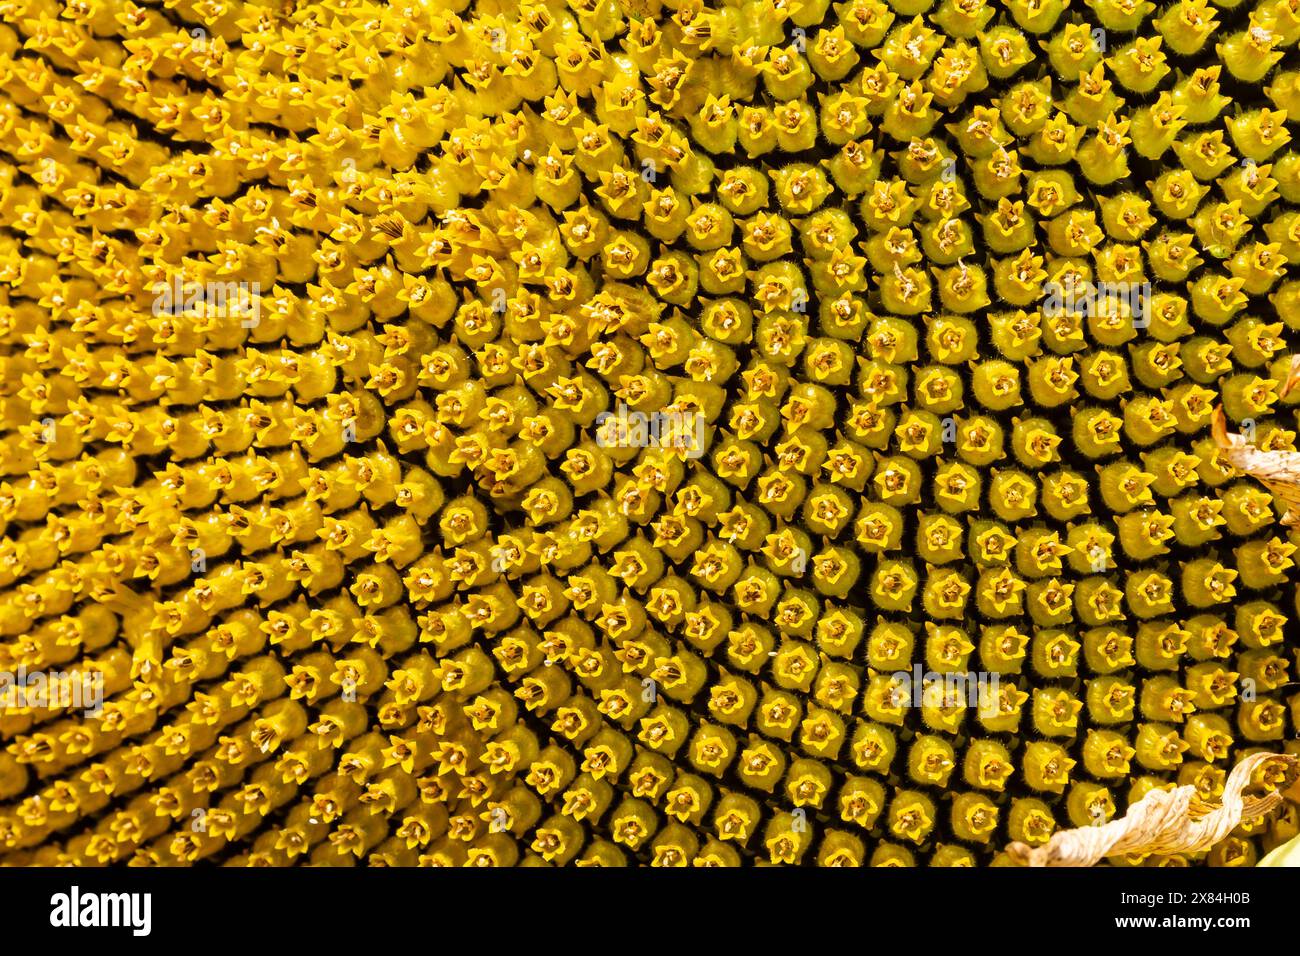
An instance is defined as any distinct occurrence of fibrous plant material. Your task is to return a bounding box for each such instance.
[1213,398,1300,524]
[1007,751,1296,865]
[0,0,1299,869]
